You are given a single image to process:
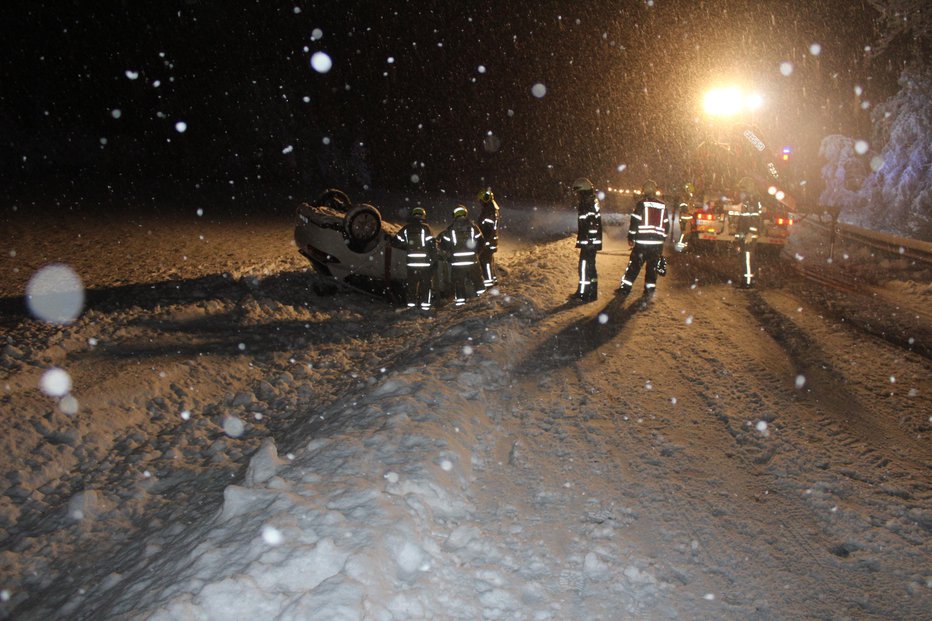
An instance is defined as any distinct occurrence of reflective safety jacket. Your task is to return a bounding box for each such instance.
[478,199,500,252]
[575,193,603,250]
[392,221,437,268]
[439,218,485,267]
[736,198,762,238]
[628,197,669,246]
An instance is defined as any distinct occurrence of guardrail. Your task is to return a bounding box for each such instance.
[801,217,932,265]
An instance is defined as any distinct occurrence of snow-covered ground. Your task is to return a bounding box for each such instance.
[1,194,930,620]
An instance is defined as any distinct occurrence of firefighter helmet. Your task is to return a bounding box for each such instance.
[642,180,658,197]
[476,188,494,202]
[572,177,594,192]
[410,207,426,220]
[453,205,468,218]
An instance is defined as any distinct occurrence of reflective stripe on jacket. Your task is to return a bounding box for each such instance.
[394,222,436,268]
[440,219,484,267]
[628,198,668,245]
[576,195,603,249]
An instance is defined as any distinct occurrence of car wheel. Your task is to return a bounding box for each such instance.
[344,203,382,253]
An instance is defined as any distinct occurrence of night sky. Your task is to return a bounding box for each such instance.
[1,1,896,208]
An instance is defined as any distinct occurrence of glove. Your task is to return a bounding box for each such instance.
[655,256,668,276]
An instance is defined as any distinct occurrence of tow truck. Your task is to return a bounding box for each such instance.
[679,124,798,256]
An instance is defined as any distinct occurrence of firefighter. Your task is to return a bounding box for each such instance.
[735,177,762,288]
[439,205,486,306]
[618,180,669,297]
[675,200,692,251]
[390,206,437,310]
[674,182,695,251]
[476,188,500,287]
[571,177,603,302]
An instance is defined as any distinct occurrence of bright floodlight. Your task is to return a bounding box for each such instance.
[703,87,741,117]
[703,87,763,117]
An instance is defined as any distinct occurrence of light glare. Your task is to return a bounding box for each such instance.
[702,87,763,117]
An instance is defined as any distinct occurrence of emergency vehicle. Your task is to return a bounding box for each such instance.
[678,124,798,255]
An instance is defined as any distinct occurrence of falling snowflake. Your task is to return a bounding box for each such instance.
[531,83,547,98]
[262,525,284,545]
[311,51,332,73]
[809,43,822,56]
[779,62,793,76]
[223,415,245,438]
[174,121,187,133]
[483,134,501,153]
[26,263,85,324]
[854,140,868,155]
[795,375,806,389]
[40,368,72,397]
[59,395,79,416]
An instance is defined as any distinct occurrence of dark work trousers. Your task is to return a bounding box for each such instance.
[577,246,599,299]
[450,264,484,306]
[738,237,757,288]
[479,247,497,287]
[621,244,662,293]
[406,266,434,309]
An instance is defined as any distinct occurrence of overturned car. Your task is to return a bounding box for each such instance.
[294,189,409,296]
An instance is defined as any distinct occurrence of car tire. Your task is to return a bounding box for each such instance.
[344,203,382,253]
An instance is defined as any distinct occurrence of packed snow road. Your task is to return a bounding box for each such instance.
[1,201,929,619]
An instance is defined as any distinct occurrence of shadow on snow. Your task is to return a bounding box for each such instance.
[514,293,651,375]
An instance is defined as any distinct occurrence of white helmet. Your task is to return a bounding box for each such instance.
[572,177,594,192]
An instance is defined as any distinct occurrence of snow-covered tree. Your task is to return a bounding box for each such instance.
[819,1,932,239]
[857,67,932,239]
[818,135,865,217]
